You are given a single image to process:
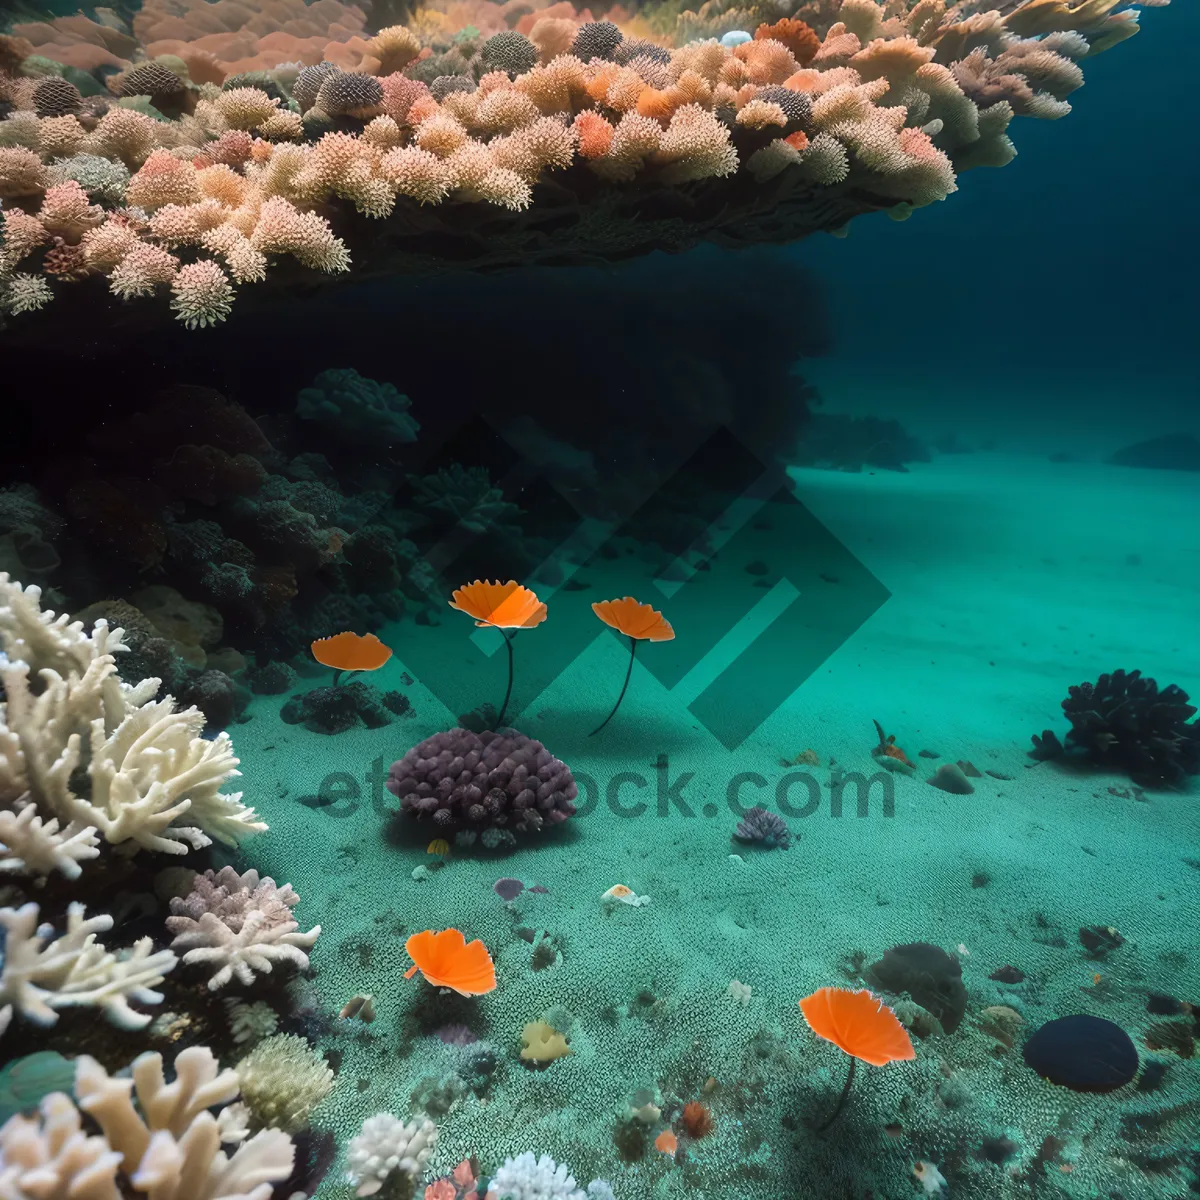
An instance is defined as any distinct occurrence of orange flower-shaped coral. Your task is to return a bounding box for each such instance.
[592,597,675,641]
[311,631,392,671]
[799,987,915,1067]
[404,928,496,996]
[449,580,547,629]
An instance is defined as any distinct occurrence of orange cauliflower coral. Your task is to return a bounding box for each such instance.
[735,38,800,84]
[573,111,614,158]
[126,149,202,210]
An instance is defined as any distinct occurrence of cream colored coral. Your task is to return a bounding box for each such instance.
[345,1114,437,1198]
[236,1035,333,1133]
[109,242,180,299]
[249,196,350,272]
[0,575,264,858]
[655,103,738,184]
[0,797,100,879]
[0,901,177,1034]
[57,1047,296,1200]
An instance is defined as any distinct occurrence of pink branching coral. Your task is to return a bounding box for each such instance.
[166,866,321,990]
[0,0,1162,327]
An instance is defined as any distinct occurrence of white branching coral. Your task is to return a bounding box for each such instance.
[345,1114,438,1197]
[0,901,177,1035]
[0,575,266,868]
[0,797,100,879]
[166,867,321,991]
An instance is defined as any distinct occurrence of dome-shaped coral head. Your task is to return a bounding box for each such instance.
[592,597,675,641]
[404,928,497,996]
[312,631,393,671]
[799,986,916,1067]
[449,580,547,629]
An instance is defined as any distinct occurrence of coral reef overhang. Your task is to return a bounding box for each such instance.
[294,166,887,274]
[1,169,880,343]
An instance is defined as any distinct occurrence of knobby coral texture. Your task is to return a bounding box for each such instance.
[0,0,1161,328]
[387,727,578,835]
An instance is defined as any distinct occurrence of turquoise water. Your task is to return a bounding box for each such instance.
[1,1,1198,1198]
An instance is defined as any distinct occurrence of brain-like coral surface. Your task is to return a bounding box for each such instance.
[387,727,578,835]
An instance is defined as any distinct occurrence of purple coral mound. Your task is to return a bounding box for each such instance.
[387,728,577,835]
[734,806,792,849]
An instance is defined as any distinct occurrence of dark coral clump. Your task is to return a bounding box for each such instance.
[33,76,82,118]
[316,71,384,116]
[613,37,671,66]
[223,72,288,102]
[755,84,812,132]
[430,74,476,100]
[1023,1014,1139,1093]
[572,21,623,62]
[480,31,538,78]
[281,682,395,734]
[867,942,968,1034]
[292,61,339,111]
[180,668,249,732]
[1036,669,1200,788]
[119,62,185,98]
[387,728,577,835]
[733,806,791,848]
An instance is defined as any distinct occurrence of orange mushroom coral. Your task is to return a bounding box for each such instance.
[799,987,915,1131]
[403,928,496,996]
[449,580,547,727]
[589,597,675,736]
[311,630,392,685]
[449,579,547,629]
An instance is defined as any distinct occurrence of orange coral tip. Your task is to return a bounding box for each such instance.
[798,987,916,1067]
[654,1130,678,1156]
[311,631,392,672]
[404,928,497,996]
[592,597,675,641]
[449,580,547,629]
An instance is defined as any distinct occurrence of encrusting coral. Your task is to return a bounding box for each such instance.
[0,0,1162,329]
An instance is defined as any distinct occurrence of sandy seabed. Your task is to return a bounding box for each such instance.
[233,452,1200,1200]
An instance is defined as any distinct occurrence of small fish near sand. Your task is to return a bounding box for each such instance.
[871,720,916,775]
